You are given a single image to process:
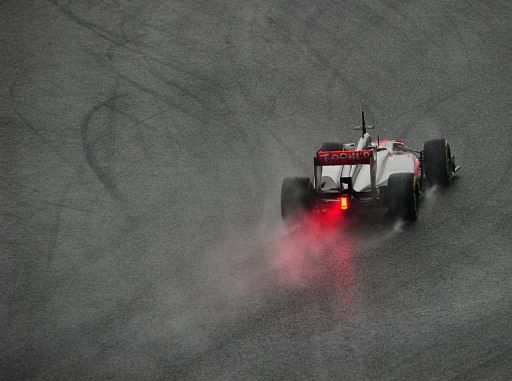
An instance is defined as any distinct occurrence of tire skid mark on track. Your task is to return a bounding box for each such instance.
[96,7,260,162]
[8,70,75,168]
[122,42,268,213]
[80,89,127,206]
[426,4,478,163]
[465,0,512,52]
[390,4,479,137]
[46,0,134,54]
[395,82,478,139]
[72,0,268,229]
[48,0,211,90]
[450,345,512,381]
[266,15,373,110]
[0,190,94,214]
[442,2,476,71]
[357,0,418,50]
[226,19,307,167]
[225,3,333,175]
[45,183,70,265]
[220,4,308,203]
[119,9,210,116]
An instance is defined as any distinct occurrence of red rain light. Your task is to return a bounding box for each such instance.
[340,195,350,210]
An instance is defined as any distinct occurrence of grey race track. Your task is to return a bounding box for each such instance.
[2,0,512,379]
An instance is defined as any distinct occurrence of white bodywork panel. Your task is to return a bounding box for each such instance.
[321,135,417,193]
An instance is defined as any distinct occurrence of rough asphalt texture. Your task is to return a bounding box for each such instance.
[2,0,512,379]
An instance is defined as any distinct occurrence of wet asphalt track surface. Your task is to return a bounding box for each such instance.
[2,0,512,379]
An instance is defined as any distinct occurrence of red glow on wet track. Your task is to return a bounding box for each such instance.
[272,206,357,309]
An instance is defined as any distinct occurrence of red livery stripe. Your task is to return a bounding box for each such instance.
[316,149,373,166]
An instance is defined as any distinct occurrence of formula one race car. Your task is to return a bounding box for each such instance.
[281,102,460,223]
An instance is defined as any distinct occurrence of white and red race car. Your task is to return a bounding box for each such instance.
[281,104,460,223]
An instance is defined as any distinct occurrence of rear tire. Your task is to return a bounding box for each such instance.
[281,177,314,223]
[387,173,418,222]
[423,138,452,186]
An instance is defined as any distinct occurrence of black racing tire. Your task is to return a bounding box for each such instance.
[423,138,452,186]
[281,177,315,222]
[387,172,419,222]
[320,142,344,151]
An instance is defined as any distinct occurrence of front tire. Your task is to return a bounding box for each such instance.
[387,173,419,222]
[423,138,452,186]
[281,177,314,223]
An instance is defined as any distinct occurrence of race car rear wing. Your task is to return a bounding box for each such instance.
[316,149,373,166]
[314,148,377,200]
